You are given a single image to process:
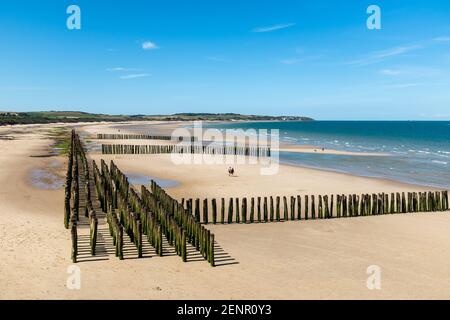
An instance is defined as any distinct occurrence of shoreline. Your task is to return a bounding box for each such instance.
[83,121,443,190]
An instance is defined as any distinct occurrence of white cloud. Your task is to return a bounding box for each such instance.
[378,66,441,77]
[120,73,150,80]
[280,59,301,65]
[379,69,402,76]
[433,36,450,42]
[280,55,322,65]
[107,67,138,72]
[386,83,419,89]
[252,23,295,33]
[347,45,422,66]
[205,55,229,62]
[142,41,159,50]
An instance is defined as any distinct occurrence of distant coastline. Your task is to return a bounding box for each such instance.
[0,111,313,126]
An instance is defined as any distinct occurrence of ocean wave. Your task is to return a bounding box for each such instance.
[432,160,448,165]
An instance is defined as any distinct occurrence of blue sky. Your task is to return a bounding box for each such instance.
[1,0,450,120]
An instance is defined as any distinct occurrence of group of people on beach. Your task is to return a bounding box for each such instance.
[228,167,235,177]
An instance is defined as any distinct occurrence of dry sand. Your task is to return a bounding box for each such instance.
[1,121,450,299]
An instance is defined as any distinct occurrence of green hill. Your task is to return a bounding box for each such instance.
[0,111,313,126]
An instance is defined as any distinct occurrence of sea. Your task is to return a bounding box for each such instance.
[204,121,450,189]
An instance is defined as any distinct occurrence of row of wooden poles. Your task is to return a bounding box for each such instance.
[64,130,98,263]
[96,133,196,142]
[91,158,216,266]
[182,191,450,225]
[101,144,271,157]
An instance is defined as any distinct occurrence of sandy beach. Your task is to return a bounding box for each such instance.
[1,121,450,299]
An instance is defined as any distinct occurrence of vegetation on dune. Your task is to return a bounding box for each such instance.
[0,111,313,126]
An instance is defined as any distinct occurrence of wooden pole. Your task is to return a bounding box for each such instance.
[270,196,275,222]
[250,197,255,223]
[212,199,217,224]
[228,198,233,224]
[257,197,262,222]
[263,197,268,222]
[305,195,309,220]
[203,198,208,224]
[283,196,288,221]
[290,196,296,221]
[242,197,247,223]
[276,196,281,222]
[221,198,225,224]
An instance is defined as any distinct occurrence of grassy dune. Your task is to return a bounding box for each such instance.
[0,111,313,126]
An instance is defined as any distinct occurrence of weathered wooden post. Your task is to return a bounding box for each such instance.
[324,195,329,219]
[443,191,449,211]
[187,199,193,216]
[427,191,432,212]
[276,196,281,222]
[283,196,288,221]
[318,195,323,219]
[158,224,163,257]
[64,193,71,229]
[349,194,354,217]
[305,195,309,220]
[235,198,240,223]
[356,194,361,216]
[263,197,268,222]
[250,197,255,223]
[436,191,442,211]
[90,214,98,255]
[330,195,334,218]
[297,195,302,220]
[212,199,217,224]
[228,198,233,224]
[182,231,187,262]
[343,195,348,217]
[195,198,200,222]
[257,197,262,222]
[242,197,247,223]
[270,196,275,222]
[390,193,395,213]
[203,198,208,224]
[221,198,225,224]
[337,195,341,218]
[71,221,77,263]
[137,220,143,258]
[210,234,215,267]
[311,195,316,219]
[402,192,407,213]
[407,192,412,213]
[290,196,296,221]
[118,225,124,260]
